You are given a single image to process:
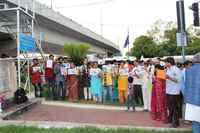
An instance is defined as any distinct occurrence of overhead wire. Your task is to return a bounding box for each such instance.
[35,0,115,10]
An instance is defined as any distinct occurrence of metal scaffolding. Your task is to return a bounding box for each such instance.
[0,0,43,95]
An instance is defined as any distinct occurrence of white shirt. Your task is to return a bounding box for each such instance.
[130,66,143,85]
[46,60,53,68]
[185,103,200,122]
[90,68,102,76]
[68,68,77,75]
[119,67,129,76]
[148,65,155,77]
[142,69,150,84]
[166,66,182,95]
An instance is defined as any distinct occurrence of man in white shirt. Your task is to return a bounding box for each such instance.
[131,60,144,106]
[165,57,182,128]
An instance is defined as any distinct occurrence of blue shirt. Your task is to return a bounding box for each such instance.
[180,68,186,95]
[185,64,200,106]
[54,63,65,82]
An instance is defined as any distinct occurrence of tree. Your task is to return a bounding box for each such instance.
[156,45,170,57]
[186,36,200,55]
[187,25,200,37]
[131,36,157,59]
[147,19,176,43]
[64,42,90,66]
[130,20,200,58]
[161,28,181,56]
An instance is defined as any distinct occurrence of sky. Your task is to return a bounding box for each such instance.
[37,0,195,54]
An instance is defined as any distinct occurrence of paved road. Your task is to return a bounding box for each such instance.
[14,104,191,129]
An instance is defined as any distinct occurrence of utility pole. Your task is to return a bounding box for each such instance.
[17,0,21,88]
[51,0,53,9]
[32,0,35,37]
[176,0,186,62]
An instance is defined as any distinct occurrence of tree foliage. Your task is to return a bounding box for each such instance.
[130,20,200,58]
[64,42,90,66]
[131,36,157,59]
[147,19,176,43]
[186,37,200,55]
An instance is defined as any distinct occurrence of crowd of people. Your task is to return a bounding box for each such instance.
[29,54,199,129]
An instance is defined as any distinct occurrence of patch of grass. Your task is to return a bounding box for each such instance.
[0,126,192,133]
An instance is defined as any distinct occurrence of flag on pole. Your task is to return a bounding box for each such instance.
[123,32,129,48]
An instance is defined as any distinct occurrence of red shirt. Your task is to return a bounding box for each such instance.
[45,60,55,78]
[45,68,54,78]
[30,64,42,84]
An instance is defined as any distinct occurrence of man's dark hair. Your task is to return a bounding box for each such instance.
[177,62,183,68]
[165,57,176,65]
[49,54,54,58]
[58,56,63,61]
[139,60,144,64]
[183,60,192,66]
[105,60,110,64]
[134,59,139,63]
[33,58,38,62]
[157,57,161,61]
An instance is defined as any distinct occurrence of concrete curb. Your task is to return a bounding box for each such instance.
[0,120,192,132]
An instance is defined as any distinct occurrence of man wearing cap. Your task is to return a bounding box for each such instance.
[185,53,200,133]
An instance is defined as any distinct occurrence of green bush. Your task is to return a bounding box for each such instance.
[64,42,90,66]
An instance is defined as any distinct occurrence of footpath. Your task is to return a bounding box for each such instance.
[0,100,192,131]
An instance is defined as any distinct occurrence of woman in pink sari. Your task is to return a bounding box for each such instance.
[68,62,79,102]
[151,64,167,122]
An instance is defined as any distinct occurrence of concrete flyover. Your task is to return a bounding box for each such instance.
[0,0,121,57]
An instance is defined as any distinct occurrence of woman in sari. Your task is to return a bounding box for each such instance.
[90,62,102,103]
[118,62,128,104]
[68,62,79,102]
[142,62,152,111]
[151,63,167,122]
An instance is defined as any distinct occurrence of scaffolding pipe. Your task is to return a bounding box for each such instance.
[17,0,21,88]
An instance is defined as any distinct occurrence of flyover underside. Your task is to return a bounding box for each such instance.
[0,9,118,57]
[35,15,116,55]
[40,41,106,55]
[0,32,106,57]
